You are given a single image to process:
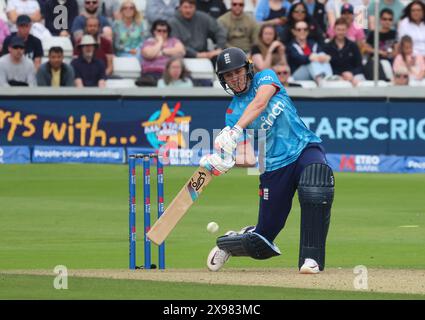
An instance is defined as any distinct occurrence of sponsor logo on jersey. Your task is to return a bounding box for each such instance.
[260,101,286,130]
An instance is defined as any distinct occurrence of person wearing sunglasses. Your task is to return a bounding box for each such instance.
[363,8,397,80]
[0,36,36,87]
[286,20,332,84]
[218,0,259,53]
[272,62,302,87]
[141,19,186,83]
[368,0,405,31]
[393,35,425,82]
[392,66,409,85]
[112,0,148,58]
[71,0,112,43]
[279,0,324,45]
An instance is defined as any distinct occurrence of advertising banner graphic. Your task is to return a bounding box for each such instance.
[1,97,425,156]
[0,146,30,164]
[32,146,125,163]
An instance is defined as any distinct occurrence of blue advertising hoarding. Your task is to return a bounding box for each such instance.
[1,97,425,156]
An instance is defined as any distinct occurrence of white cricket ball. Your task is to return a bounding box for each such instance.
[207,222,219,234]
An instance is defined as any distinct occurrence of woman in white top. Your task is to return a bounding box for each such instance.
[398,0,425,57]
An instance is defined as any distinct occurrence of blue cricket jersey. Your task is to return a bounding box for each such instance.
[225,69,321,172]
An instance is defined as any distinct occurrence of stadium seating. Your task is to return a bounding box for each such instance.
[105,79,137,88]
[112,56,142,79]
[292,80,317,88]
[183,58,215,80]
[357,80,390,87]
[42,36,73,57]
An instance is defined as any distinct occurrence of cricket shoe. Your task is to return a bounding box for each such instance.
[207,246,230,272]
[299,258,320,274]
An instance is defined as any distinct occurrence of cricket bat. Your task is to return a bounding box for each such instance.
[147,167,213,245]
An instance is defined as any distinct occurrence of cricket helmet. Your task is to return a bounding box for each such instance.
[215,47,254,95]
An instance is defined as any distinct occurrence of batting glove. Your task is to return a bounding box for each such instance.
[214,125,243,156]
[200,153,235,176]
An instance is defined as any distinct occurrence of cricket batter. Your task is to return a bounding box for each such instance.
[200,47,335,274]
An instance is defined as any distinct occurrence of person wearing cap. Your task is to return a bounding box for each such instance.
[74,16,114,76]
[36,46,75,87]
[1,14,43,70]
[71,34,106,87]
[327,3,365,50]
[0,36,36,86]
[325,0,363,29]
[6,0,42,31]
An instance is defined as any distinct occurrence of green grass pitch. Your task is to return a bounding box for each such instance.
[0,164,424,299]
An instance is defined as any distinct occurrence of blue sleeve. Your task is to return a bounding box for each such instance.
[284,1,291,16]
[254,69,282,91]
[71,16,84,33]
[255,0,269,22]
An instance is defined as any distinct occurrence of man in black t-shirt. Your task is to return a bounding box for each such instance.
[1,15,44,71]
[363,8,397,80]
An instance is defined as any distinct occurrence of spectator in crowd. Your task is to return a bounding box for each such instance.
[255,0,291,26]
[272,62,302,87]
[71,34,106,87]
[99,0,120,22]
[280,0,324,45]
[327,3,365,49]
[141,20,185,81]
[286,21,332,83]
[74,16,113,76]
[363,8,397,80]
[0,18,10,52]
[112,1,147,58]
[0,0,7,22]
[157,57,193,88]
[6,0,42,31]
[255,0,290,40]
[217,0,259,53]
[197,0,227,19]
[368,0,405,31]
[36,46,75,86]
[44,0,79,36]
[392,66,409,85]
[72,0,112,42]
[324,17,365,86]
[397,0,425,58]
[393,35,425,82]
[2,15,43,70]
[325,0,364,29]
[0,36,36,86]
[169,0,226,60]
[145,0,179,26]
[250,24,286,70]
[304,0,327,33]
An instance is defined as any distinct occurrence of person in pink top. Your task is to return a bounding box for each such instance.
[0,18,10,52]
[393,35,425,81]
[327,3,365,49]
[141,19,186,81]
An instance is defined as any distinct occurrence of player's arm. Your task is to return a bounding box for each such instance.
[235,84,277,129]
